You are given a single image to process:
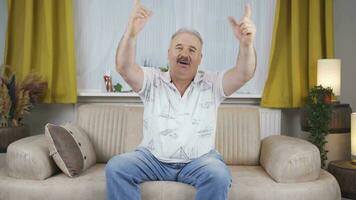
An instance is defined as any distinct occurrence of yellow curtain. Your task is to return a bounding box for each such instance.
[5,0,77,103]
[260,0,334,108]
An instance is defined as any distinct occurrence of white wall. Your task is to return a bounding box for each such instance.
[334,0,356,111]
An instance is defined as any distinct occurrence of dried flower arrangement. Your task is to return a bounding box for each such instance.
[0,64,48,128]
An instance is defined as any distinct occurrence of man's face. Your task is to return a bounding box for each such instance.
[168,32,202,82]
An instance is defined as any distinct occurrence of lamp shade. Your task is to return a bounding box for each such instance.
[317,59,341,96]
[352,113,356,157]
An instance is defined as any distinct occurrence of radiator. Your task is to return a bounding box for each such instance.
[259,108,281,139]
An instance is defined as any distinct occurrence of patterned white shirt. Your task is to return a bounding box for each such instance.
[137,67,227,163]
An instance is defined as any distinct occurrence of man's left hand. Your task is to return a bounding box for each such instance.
[228,4,256,48]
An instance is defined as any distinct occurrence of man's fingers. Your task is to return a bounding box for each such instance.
[132,2,152,18]
[239,23,253,30]
[138,8,149,17]
[134,0,140,6]
[242,28,252,35]
[135,9,152,19]
[141,5,152,16]
[244,3,252,18]
[135,12,145,19]
[228,16,238,27]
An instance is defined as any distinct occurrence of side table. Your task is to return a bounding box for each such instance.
[328,160,356,199]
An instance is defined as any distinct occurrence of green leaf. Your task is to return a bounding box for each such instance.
[114,83,123,92]
[305,85,333,169]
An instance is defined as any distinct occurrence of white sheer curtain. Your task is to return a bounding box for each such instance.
[74,0,275,95]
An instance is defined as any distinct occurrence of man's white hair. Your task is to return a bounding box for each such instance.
[170,28,203,46]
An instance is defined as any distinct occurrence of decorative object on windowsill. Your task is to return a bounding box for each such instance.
[113,83,122,92]
[159,64,169,72]
[304,85,333,168]
[112,82,133,93]
[103,70,113,92]
[351,113,356,165]
[0,64,48,153]
[159,67,168,72]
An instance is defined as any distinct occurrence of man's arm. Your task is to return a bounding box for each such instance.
[223,4,256,96]
[116,0,152,93]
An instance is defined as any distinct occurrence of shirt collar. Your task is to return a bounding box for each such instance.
[161,69,204,84]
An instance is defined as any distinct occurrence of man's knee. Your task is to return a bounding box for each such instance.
[105,155,129,177]
[207,168,231,187]
[199,159,232,188]
[105,157,117,176]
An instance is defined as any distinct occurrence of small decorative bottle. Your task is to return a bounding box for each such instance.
[104,70,113,92]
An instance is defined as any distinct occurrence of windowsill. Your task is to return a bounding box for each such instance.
[77,91,261,104]
[78,92,139,97]
[78,91,261,98]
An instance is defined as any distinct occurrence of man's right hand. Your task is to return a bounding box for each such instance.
[126,0,152,38]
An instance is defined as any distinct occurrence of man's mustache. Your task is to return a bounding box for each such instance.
[177,55,191,65]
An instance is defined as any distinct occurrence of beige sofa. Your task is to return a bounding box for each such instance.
[0,104,341,200]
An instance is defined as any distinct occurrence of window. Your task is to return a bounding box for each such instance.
[74,0,276,96]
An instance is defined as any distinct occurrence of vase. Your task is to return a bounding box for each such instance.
[0,125,29,153]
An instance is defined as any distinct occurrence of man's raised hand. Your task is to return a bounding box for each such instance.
[126,0,152,38]
[228,4,256,47]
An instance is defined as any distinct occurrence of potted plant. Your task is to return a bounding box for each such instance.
[305,85,333,168]
[0,64,47,153]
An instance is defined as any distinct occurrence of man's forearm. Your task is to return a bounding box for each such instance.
[234,45,256,82]
[116,33,137,73]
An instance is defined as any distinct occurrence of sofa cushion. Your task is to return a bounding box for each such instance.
[260,135,321,183]
[6,135,59,180]
[0,164,106,200]
[45,123,96,177]
[0,164,340,200]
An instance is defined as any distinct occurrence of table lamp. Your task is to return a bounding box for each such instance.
[317,59,351,133]
[317,59,341,98]
[352,113,356,165]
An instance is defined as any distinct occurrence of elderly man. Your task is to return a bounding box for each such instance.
[105,0,256,199]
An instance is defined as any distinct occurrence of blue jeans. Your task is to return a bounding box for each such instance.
[105,147,232,200]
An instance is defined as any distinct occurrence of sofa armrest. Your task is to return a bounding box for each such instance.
[6,134,59,180]
[260,135,321,183]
